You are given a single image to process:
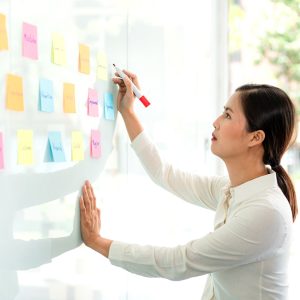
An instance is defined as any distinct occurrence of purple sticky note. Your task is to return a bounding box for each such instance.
[87,88,99,117]
[22,22,38,59]
[0,133,4,169]
[90,130,101,158]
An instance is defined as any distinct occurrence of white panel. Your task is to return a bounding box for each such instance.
[0,0,126,299]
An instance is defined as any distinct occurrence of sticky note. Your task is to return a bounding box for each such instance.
[104,92,115,120]
[39,79,54,112]
[97,52,108,80]
[63,83,76,113]
[22,22,38,59]
[6,74,24,111]
[51,33,66,65]
[47,132,66,162]
[90,130,101,158]
[0,13,8,50]
[87,88,99,117]
[17,130,33,165]
[79,44,90,74]
[0,133,4,169]
[71,131,84,161]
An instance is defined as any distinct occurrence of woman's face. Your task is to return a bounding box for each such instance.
[211,92,253,161]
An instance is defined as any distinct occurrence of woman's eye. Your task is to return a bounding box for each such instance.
[222,111,231,119]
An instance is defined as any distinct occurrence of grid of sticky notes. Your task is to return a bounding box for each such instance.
[0,13,113,169]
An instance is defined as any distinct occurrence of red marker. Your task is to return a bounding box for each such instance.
[113,64,151,107]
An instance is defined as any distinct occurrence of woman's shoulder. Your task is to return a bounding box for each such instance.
[240,185,293,227]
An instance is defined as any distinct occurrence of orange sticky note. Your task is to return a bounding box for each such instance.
[0,13,8,50]
[79,44,90,74]
[6,74,24,111]
[63,83,76,113]
[17,130,33,165]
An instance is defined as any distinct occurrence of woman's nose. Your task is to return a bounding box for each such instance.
[213,117,219,129]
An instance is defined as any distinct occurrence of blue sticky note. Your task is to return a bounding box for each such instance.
[39,79,54,112]
[44,139,53,162]
[48,131,66,162]
[104,92,115,120]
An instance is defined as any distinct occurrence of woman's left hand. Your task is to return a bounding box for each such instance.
[80,180,101,248]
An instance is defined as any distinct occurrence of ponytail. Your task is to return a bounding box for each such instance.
[273,165,298,222]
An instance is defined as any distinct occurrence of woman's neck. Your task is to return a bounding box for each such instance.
[225,158,268,187]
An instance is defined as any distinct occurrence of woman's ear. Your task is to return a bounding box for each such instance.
[249,130,265,147]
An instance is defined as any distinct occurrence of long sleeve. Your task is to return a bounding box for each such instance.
[108,160,292,299]
[109,203,289,281]
[131,131,228,210]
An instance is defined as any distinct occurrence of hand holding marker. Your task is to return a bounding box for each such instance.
[113,64,151,107]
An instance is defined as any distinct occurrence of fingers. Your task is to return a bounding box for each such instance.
[112,75,126,94]
[90,183,97,201]
[123,76,133,95]
[79,180,102,247]
[123,70,140,89]
[113,73,133,94]
[81,181,96,214]
[112,72,125,85]
[112,77,124,86]
[87,181,96,211]
[112,70,141,90]
[122,69,137,80]
[83,180,96,211]
[82,185,90,213]
[80,196,85,213]
[112,69,138,113]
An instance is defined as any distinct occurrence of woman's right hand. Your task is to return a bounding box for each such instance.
[112,70,141,116]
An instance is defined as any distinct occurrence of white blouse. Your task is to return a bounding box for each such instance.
[108,131,293,300]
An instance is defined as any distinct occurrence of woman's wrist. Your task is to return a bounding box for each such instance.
[120,108,143,141]
[88,236,113,258]
[120,107,135,119]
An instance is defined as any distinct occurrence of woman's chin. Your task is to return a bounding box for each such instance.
[210,145,221,158]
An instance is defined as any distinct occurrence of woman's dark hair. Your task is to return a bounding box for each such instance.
[236,84,298,222]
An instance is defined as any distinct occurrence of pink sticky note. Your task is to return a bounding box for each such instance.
[87,88,99,117]
[90,130,101,158]
[22,22,38,59]
[0,133,4,169]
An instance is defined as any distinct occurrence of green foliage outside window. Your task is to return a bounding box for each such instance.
[255,0,300,112]
[229,0,300,113]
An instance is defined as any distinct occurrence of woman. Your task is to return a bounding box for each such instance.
[80,70,298,300]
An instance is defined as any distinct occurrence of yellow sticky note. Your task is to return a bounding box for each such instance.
[97,52,108,80]
[63,83,76,113]
[52,33,66,65]
[6,74,24,111]
[0,13,8,50]
[71,131,84,161]
[79,44,90,74]
[17,130,33,165]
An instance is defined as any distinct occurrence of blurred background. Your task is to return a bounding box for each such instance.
[3,0,299,299]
